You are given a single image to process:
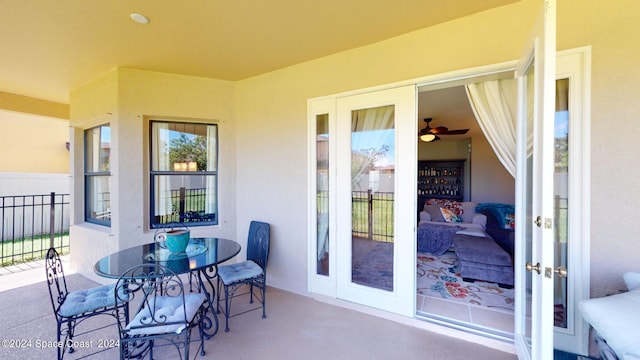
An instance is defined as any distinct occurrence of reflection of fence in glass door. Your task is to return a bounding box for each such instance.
[350,104,395,292]
[351,190,394,242]
[553,78,570,329]
[350,104,396,244]
[553,195,568,328]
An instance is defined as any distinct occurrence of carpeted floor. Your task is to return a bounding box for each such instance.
[350,239,515,312]
[351,239,576,351]
[351,238,394,291]
[417,251,515,311]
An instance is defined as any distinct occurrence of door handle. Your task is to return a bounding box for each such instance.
[534,216,542,227]
[534,215,553,229]
[545,266,568,278]
[526,262,541,274]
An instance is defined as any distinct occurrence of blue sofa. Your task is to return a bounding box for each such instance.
[476,203,515,259]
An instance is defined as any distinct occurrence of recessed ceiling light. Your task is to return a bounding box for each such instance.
[130,13,149,24]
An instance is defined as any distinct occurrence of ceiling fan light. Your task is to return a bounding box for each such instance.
[420,133,436,142]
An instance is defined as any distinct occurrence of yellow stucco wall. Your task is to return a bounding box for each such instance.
[0,92,70,174]
[0,109,69,173]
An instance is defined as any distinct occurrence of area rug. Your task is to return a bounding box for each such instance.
[417,251,515,311]
[352,238,393,291]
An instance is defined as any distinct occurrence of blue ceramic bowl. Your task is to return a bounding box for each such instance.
[165,229,190,253]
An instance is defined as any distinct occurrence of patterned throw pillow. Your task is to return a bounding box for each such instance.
[504,213,515,229]
[439,207,462,223]
[426,199,463,216]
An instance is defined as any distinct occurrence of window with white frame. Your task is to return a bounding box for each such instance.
[85,124,111,225]
[150,121,218,228]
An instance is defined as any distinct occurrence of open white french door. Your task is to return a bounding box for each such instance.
[514,0,557,359]
[332,85,416,316]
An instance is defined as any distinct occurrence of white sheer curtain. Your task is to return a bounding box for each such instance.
[465,79,518,178]
[205,125,217,215]
[152,123,172,217]
[351,106,394,133]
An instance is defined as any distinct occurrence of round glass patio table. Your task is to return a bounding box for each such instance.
[94,237,241,337]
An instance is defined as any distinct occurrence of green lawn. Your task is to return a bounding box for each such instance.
[1,233,69,266]
[352,193,394,243]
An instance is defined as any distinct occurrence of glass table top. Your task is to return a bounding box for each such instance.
[94,237,241,278]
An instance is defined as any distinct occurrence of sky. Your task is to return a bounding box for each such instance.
[352,129,395,167]
[555,110,569,138]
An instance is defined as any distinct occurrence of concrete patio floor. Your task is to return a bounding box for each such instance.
[0,259,516,360]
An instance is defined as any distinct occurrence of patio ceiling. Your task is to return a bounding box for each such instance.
[0,0,518,103]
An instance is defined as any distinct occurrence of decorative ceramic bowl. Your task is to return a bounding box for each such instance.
[165,229,190,253]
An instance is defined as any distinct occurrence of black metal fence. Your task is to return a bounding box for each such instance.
[352,190,394,242]
[154,187,216,225]
[316,190,395,242]
[0,192,70,266]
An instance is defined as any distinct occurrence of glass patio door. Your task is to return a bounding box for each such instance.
[514,0,557,359]
[335,85,415,316]
[552,48,591,356]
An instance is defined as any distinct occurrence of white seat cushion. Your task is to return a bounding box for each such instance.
[218,260,263,284]
[126,293,206,336]
[579,288,640,359]
[624,272,640,291]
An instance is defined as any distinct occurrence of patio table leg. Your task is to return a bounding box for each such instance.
[195,265,220,339]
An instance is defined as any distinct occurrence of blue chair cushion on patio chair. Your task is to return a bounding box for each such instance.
[126,293,206,336]
[218,260,263,284]
[58,283,118,317]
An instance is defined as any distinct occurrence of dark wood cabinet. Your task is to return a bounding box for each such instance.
[417,159,465,201]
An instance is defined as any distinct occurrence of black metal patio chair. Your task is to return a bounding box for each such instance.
[217,220,271,332]
[114,263,207,360]
[45,247,126,360]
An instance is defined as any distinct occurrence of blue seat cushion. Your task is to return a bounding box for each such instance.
[59,283,117,317]
[126,293,206,336]
[218,260,263,284]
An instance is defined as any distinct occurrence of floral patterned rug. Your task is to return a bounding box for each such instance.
[417,251,515,311]
[352,238,394,291]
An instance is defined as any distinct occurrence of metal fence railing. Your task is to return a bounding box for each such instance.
[316,190,395,242]
[1,192,70,266]
[154,187,216,226]
[352,190,394,242]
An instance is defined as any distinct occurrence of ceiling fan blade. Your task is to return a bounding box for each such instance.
[442,129,469,135]
[429,126,449,134]
[418,118,468,137]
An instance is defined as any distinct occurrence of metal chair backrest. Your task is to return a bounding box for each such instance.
[114,264,189,334]
[45,248,68,315]
[246,221,270,271]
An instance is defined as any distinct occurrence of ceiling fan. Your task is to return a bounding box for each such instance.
[418,118,469,142]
